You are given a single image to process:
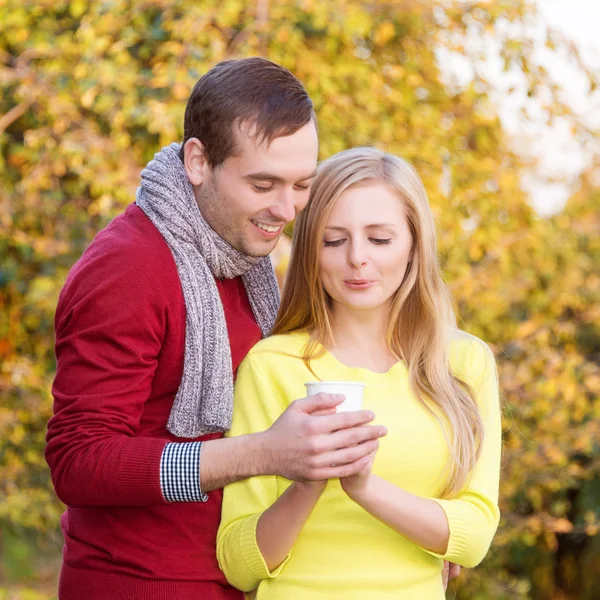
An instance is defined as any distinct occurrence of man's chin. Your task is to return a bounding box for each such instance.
[240,237,280,258]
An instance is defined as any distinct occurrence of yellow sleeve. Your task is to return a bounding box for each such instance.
[427,341,502,568]
[216,354,290,592]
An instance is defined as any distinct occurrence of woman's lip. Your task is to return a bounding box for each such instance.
[344,280,376,288]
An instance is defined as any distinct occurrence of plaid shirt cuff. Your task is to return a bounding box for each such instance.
[160,442,209,503]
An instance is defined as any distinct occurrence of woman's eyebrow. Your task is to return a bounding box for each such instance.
[324,223,395,231]
[366,223,395,229]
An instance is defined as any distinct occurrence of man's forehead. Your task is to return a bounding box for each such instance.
[235,119,264,148]
[228,120,318,179]
[234,118,317,152]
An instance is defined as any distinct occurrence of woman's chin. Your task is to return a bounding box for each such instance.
[336,298,388,313]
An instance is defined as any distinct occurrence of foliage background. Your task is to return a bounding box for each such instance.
[0,0,598,598]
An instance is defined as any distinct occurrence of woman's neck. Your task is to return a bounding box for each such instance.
[327,305,399,373]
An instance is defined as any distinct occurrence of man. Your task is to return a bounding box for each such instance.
[45,57,387,600]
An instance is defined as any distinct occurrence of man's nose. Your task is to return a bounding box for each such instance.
[269,188,298,224]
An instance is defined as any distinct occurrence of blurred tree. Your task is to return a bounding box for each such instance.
[0,1,598,598]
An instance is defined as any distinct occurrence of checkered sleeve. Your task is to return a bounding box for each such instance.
[159,441,209,503]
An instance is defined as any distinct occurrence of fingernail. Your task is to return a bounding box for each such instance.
[334,394,345,401]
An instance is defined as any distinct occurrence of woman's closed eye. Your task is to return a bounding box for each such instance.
[323,237,392,247]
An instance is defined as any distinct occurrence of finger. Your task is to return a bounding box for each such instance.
[310,407,337,417]
[325,424,387,449]
[449,563,461,580]
[311,439,379,469]
[311,409,380,433]
[314,454,373,479]
[442,561,450,589]
[295,393,344,414]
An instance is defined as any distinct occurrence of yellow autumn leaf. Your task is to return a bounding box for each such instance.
[373,21,395,46]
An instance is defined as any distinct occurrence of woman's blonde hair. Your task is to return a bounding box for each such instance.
[273,147,483,498]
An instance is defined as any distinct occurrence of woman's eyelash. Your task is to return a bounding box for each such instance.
[323,238,392,247]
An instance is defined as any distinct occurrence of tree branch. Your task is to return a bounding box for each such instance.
[0,100,33,134]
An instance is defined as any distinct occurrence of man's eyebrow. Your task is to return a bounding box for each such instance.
[302,169,318,180]
[244,169,318,183]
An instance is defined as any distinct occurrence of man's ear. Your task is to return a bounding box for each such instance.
[183,138,208,186]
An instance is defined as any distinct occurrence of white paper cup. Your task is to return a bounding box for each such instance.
[305,381,366,412]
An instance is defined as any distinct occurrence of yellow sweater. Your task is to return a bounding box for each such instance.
[217,331,501,599]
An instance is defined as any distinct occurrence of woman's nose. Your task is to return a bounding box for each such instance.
[347,243,368,268]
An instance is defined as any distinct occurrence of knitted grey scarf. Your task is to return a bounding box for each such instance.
[136,143,280,438]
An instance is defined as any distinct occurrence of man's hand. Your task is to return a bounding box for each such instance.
[442,561,461,591]
[259,393,387,481]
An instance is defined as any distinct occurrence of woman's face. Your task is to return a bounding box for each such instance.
[318,182,414,316]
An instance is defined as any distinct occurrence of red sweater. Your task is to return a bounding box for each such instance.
[46,204,261,600]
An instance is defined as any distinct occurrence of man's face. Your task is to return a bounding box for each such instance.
[195,121,318,257]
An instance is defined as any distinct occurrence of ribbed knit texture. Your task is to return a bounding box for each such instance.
[58,566,242,600]
[217,331,502,599]
[136,143,280,437]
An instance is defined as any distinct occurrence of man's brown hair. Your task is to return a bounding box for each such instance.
[180,57,315,167]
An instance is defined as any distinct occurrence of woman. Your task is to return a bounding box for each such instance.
[216,147,501,599]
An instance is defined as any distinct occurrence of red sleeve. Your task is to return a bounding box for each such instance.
[45,237,170,507]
